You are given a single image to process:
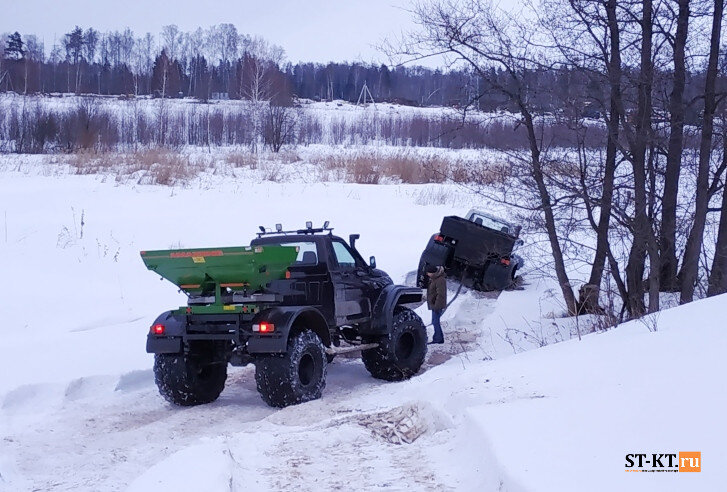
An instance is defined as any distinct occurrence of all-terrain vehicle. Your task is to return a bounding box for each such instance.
[142,222,427,408]
[417,209,524,291]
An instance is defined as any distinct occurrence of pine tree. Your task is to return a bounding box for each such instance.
[5,32,24,60]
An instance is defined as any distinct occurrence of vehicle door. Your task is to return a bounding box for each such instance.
[281,240,335,323]
[328,239,371,325]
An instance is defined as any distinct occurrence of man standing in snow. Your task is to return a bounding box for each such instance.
[426,264,447,344]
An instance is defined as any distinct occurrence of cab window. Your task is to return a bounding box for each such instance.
[331,241,358,269]
[470,213,510,234]
[276,242,318,265]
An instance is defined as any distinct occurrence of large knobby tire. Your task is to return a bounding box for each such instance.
[362,307,427,381]
[153,344,227,406]
[254,330,327,408]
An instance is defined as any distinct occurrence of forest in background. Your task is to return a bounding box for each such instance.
[0,23,722,115]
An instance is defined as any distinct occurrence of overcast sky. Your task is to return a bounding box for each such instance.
[3,0,427,65]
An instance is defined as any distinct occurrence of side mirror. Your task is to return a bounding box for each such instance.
[369,256,377,269]
[349,234,360,249]
[516,239,524,246]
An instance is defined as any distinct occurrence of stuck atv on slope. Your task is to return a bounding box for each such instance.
[142,222,426,408]
[417,209,524,291]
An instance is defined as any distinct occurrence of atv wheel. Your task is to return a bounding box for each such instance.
[362,307,427,381]
[473,266,491,292]
[154,343,227,406]
[255,330,327,408]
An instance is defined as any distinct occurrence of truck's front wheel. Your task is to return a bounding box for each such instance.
[153,342,227,406]
[362,307,427,381]
[254,330,327,408]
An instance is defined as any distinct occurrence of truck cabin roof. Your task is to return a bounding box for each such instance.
[251,233,342,246]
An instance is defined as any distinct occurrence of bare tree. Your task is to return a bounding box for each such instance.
[241,36,286,103]
[214,23,238,94]
[263,104,297,152]
[679,0,724,303]
[659,0,691,292]
[161,25,181,61]
[540,0,625,312]
[709,128,727,295]
[621,0,657,316]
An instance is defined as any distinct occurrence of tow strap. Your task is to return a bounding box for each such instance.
[444,271,467,312]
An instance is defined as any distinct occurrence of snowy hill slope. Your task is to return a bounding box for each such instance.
[0,168,724,491]
[121,294,726,492]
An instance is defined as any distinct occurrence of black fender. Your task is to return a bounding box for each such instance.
[368,284,425,335]
[421,236,453,268]
[146,310,185,354]
[247,306,330,354]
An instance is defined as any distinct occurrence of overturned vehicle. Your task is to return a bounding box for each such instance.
[417,209,524,291]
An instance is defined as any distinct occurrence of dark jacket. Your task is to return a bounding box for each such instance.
[426,267,447,311]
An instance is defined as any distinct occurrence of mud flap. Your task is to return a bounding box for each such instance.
[482,262,515,290]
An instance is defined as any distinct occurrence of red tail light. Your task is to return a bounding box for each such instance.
[500,258,511,266]
[433,234,444,243]
[285,270,291,279]
[253,322,275,333]
[151,323,165,335]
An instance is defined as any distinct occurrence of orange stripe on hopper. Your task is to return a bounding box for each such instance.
[170,250,224,258]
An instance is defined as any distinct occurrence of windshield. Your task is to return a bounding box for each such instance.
[331,240,358,269]
[468,212,512,234]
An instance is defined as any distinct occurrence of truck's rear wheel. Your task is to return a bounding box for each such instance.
[254,330,327,408]
[362,307,427,381]
[153,343,227,406]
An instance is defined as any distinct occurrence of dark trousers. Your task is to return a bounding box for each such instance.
[431,309,444,342]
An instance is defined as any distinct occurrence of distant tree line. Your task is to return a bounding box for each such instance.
[0,26,291,103]
[0,24,719,118]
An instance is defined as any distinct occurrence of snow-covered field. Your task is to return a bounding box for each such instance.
[0,159,724,491]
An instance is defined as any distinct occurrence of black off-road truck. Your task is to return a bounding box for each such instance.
[142,223,427,408]
[417,209,524,291]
